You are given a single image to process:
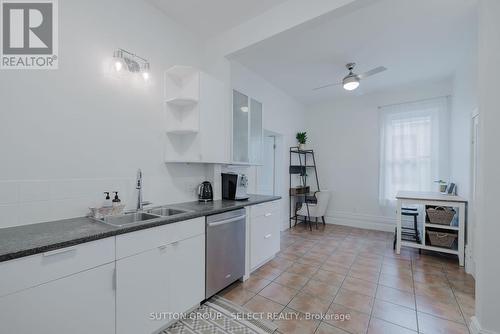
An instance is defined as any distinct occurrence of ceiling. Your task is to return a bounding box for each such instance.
[229,0,478,105]
[148,0,289,38]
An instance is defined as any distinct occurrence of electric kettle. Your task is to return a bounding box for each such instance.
[198,181,213,202]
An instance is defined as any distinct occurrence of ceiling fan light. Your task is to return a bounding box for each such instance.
[343,75,359,91]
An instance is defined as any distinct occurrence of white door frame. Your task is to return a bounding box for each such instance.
[467,111,479,276]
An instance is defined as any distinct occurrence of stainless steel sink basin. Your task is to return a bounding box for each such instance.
[147,207,189,217]
[98,212,160,227]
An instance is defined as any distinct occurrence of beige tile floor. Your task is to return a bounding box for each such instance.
[218,223,475,334]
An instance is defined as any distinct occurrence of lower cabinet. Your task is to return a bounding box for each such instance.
[0,263,115,334]
[116,233,205,334]
[250,200,281,270]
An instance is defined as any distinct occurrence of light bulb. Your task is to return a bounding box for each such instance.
[343,81,359,91]
[240,106,249,112]
[142,71,150,81]
[114,60,123,72]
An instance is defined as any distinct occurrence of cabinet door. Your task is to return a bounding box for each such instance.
[250,215,277,269]
[200,73,229,163]
[232,90,249,163]
[0,263,115,334]
[169,234,205,314]
[116,247,172,334]
[249,98,263,164]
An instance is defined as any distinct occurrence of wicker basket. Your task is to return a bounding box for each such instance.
[427,230,457,248]
[426,206,456,225]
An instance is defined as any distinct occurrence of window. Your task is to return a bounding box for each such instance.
[379,97,449,205]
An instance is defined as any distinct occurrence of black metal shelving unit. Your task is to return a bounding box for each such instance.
[289,147,321,228]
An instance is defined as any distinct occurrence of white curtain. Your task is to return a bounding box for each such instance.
[379,97,450,205]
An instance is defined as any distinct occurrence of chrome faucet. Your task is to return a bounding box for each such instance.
[136,169,151,211]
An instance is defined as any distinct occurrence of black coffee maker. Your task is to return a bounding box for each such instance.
[197,181,213,202]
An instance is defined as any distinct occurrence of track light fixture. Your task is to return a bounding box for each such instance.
[112,48,150,81]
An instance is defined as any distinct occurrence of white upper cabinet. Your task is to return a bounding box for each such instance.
[164,66,229,163]
[232,90,263,165]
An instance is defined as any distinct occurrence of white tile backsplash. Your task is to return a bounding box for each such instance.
[0,204,19,229]
[1,171,210,228]
[50,199,92,220]
[19,181,50,202]
[18,201,52,226]
[0,181,19,204]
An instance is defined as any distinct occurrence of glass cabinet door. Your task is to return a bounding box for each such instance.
[233,90,249,163]
[249,98,263,164]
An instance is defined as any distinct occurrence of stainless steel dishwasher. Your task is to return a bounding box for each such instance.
[205,208,246,299]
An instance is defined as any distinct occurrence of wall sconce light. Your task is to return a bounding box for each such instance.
[112,48,150,81]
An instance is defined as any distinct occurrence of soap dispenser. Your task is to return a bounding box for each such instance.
[112,191,121,207]
[103,192,112,207]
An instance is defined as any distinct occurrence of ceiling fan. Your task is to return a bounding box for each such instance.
[313,63,387,91]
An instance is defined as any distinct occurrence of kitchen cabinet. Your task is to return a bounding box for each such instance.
[116,218,205,334]
[0,238,115,334]
[164,66,228,163]
[232,90,263,164]
[249,200,281,270]
[0,261,115,334]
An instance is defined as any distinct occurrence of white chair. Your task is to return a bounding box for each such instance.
[296,191,330,230]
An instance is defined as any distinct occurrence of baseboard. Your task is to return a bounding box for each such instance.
[470,316,499,334]
[324,211,395,232]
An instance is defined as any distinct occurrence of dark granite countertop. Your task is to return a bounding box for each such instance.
[0,194,280,263]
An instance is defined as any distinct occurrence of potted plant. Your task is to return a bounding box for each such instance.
[434,180,448,193]
[296,132,307,150]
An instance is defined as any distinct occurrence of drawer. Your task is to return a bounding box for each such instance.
[0,237,115,297]
[251,200,280,219]
[116,217,205,259]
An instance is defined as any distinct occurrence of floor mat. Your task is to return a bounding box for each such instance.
[162,295,277,334]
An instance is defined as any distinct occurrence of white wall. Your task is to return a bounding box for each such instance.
[450,11,478,276]
[230,61,306,230]
[306,79,453,231]
[0,0,209,228]
[472,0,500,333]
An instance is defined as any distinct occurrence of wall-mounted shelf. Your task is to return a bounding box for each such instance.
[164,160,261,166]
[166,97,198,107]
[166,129,198,135]
[164,65,228,164]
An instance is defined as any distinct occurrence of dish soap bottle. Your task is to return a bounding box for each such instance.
[112,191,121,207]
[103,192,112,208]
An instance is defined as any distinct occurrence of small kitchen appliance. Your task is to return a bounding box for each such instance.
[197,181,213,202]
[221,173,249,201]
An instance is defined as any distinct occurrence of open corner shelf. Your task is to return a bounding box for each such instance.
[165,65,198,80]
[166,129,198,135]
[166,97,198,107]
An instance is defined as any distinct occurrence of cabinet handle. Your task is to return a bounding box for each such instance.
[158,241,179,250]
[42,247,77,257]
[265,213,272,217]
[264,234,272,239]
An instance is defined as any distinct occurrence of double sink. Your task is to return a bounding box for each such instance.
[97,206,191,227]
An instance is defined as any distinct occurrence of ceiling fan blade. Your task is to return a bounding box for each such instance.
[312,82,342,91]
[357,66,387,79]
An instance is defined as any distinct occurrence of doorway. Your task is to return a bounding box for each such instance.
[258,134,276,195]
[258,130,283,197]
